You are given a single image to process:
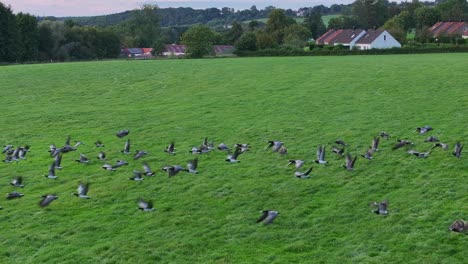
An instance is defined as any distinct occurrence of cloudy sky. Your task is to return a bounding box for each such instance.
[2,0,360,17]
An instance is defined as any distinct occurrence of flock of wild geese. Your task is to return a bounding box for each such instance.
[1,127,466,232]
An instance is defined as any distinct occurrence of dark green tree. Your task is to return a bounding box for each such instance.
[352,0,389,29]
[266,9,296,44]
[415,6,441,28]
[302,10,326,38]
[225,21,244,44]
[435,0,468,21]
[235,32,257,51]
[127,4,162,47]
[16,12,39,62]
[181,25,215,58]
[0,2,18,62]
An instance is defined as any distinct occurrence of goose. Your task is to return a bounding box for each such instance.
[121,139,131,154]
[129,171,144,181]
[2,144,13,154]
[113,160,128,168]
[278,146,288,155]
[408,149,431,158]
[315,145,327,164]
[133,150,148,160]
[74,182,90,198]
[449,220,467,233]
[3,155,13,163]
[50,146,61,157]
[432,142,448,150]
[94,140,105,147]
[39,194,58,207]
[45,163,58,179]
[392,139,413,150]
[75,154,89,163]
[217,143,230,152]
[162,165,186,177]
[294,167,313,179]
[370,136,380,152]
[343,153,357,171]
[331,146,345,156]
[60,145,77,153]
[10,176,24,188]
[415,125,433,134]
[235,143,250,153]
[452,142,463,158]
[371,200,388,215]
[116,129,129,138]
[424,136,440,142]
[285,159,304,169]
[335,140,347,146]
[18,146,30,159]
[138,199,154,211]
[143,162,155,176]
[257,210,279,224]
[49,144,56,154]
[102,164,116,171]
[11,147,20,161]
[6,191,24,200]
[164,142,176,155]
[73,140,85,147]
[189,146,202,154]
[265,141,283,152]
[97,151,106,160]
[379,131,390,139]
[225,146,242,163]
[361,149,373,160]
[187,158,198,174]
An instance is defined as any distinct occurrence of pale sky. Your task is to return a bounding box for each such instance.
[2,0,360,17]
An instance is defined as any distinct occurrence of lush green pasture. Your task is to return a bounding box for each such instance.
[243,14,339,27]
[0,54,467,263]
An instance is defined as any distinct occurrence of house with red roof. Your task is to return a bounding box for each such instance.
[162,44,235,57]
[428,21,468,38]
[316,29,401,50]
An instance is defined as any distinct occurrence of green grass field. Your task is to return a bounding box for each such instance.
[0,54,467,263]
[243,14,339,27]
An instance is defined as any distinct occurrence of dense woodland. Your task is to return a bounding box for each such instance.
[0,0,467,62]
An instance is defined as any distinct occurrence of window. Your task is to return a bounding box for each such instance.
[384,35,387,41]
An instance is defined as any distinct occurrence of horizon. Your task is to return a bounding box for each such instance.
[1,0,423,17]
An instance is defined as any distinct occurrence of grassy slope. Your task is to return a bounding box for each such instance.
[244,14,339,27]
[0,54,467,263]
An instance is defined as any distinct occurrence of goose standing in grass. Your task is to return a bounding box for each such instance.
[370,136,380,152]
[235,143,250,153]
[408,149,432,158]
[45,163,58,179]
[295,167,313,179]
[102,164,116,171]
[121,139,131,154]
[392,139,413,150]
[97,151,106,161]
[343,153,357,171]
[133,150,148,160]
[361,149,373,160]
[225,146,242,163]
[285,160,304,169]
[138,199,154,211]
[187,158,198,174]
[189,146,202,154]
[415,125,433,135]
[452,142,463,158]
[94,140,105,147]
[73,183,90,198]
[116,129,129,138]
[265,141,283,152]
[162,165,186,177]
[315,145,327,164]
[257,210,279,224]
[10,176,24,188]
[278,146,288,155]
[39,194,58,207]
[371,200,389,215]
[129,171,144,181]
[18,146,30,159]
[113,160,128,169]
[143,162,155,176]
[379,131,390,139]
[6,191,24,200]
[164,142,176,155]
[75,154,90,163]
[449,220,467,233]
[217,143,230,152]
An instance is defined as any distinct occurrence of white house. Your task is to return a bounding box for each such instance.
[355,30,401,50]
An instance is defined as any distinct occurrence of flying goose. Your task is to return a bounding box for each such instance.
[361,149,373,160]
[315,145,327,164]
[379,131,390,139]
[285,160,304,169]
[6,191,24,200]
[408,149,431,158]
[74,182,90,198]
[116,129,129,138]
[97,151,106,160]
[60,145,77,153]
[133,150,148,160]
[392,139,413,150]
[449,220,467,233]
[187,158,198,174]
[138,199,154,211]
[162,165,186,177]
[331,146,345,156]
[432,142,448,150]
[415,125,433,135]
[217,143,230,152]
[343,153,357,171]
[265,141,283,152]
[129,171,144,181]
[452,142,463,158]
[121,139,131,154]
[94,140,105,147]
[371,200,388,215]
[143,162,155,176]
[294,167,313,179]
[10,176,24,188]
[257,210,279,224]
[370,136,380,152]
[164,142,176,155]
[39,194,58,207]
[75,154,90,163]
[113,160,128,168]
[45,163,58,179]
[424,136,440,142]
[225,146,242,163]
